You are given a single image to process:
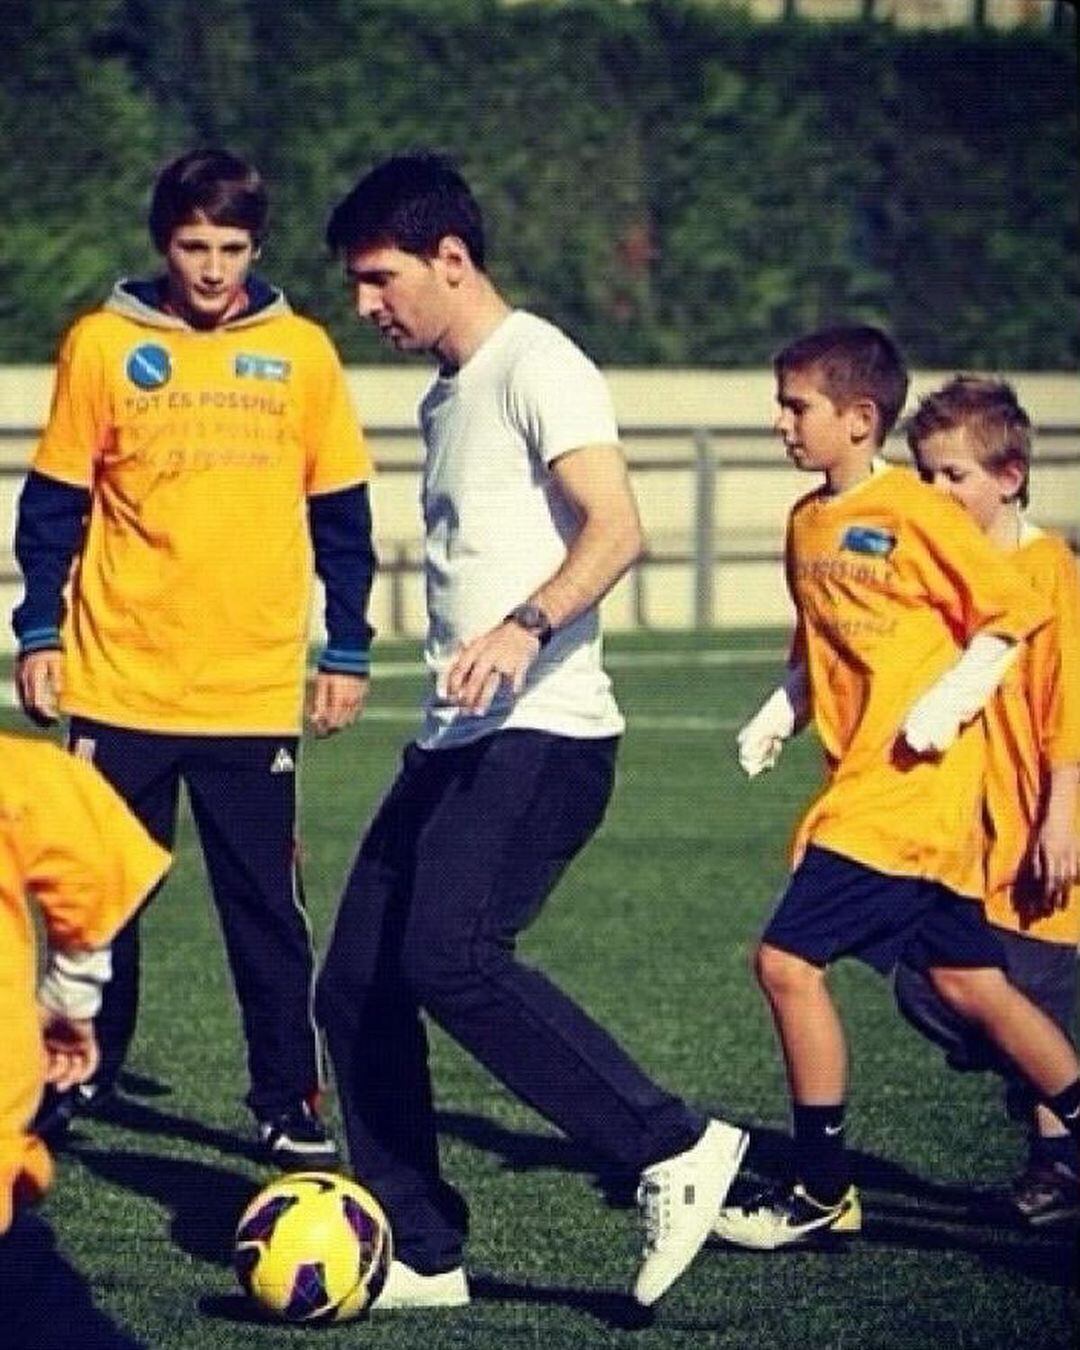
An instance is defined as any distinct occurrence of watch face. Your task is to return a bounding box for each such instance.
[509,604,551,641]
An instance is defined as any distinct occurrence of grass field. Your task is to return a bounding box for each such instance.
[7,631,1078,1349]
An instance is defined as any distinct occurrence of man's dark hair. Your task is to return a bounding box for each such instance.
[774,325,909,445]
[148,149,268,252]
[326,152,486,268]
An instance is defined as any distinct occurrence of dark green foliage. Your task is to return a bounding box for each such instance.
[3,1,1077,367]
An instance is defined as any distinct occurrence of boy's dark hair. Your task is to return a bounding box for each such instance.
[774,325,909,445]
[906,375,1033,508]
[326,152,485,268]
[148,149,268,252]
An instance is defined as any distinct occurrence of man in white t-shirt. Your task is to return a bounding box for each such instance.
[317,152,747,1311]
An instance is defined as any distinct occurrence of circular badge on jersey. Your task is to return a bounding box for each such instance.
[126,343,172,390]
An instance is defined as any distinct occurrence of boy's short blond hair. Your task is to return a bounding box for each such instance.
[905,376,1032,507]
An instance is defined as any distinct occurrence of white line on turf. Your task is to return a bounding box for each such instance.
[0,647,782,728]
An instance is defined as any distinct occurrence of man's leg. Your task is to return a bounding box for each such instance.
[399,732,703,1172]
[316,746,469,1277]
[184,737,332,1163]
[387,732,745,1305]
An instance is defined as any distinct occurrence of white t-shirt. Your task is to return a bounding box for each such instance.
[416,309,625,749]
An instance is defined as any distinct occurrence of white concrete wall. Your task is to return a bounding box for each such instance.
[2,366,1078,648]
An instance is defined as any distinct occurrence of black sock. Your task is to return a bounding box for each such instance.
[1045,1078,1080,1140]
[793,1103,850,1205]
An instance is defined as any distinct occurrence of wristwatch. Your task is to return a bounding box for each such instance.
[504,602,553,647]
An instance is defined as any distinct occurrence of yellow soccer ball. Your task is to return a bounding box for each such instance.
[234,1171,392,1323]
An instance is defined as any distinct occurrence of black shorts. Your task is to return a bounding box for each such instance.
[763,845,1007,974]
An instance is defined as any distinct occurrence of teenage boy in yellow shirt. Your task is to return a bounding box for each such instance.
[894,376,1080,1225]
[11,149,376,1166]
[712,326,1080,1249]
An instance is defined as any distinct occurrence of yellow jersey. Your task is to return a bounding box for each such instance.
[32,280,371,733]
[787,465,1048,899]
[0,733,169,1230]
[983,527,1080,942]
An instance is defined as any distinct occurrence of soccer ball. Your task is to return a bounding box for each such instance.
[233,1171,392,1323]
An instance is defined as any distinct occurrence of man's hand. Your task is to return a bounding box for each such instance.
[16,649,63,726]
[444,622,540,716]
[38,1004,99,1091]
[308,671,369,738]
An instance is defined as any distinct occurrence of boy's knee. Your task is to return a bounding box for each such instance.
[928,964,1007,1019]
[755,942,822,999]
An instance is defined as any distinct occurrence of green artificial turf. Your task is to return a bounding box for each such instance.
[5,633,1077,1348]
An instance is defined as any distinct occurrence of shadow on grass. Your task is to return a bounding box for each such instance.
[436,1108,636,1206]
[71,1147,255,1265]
[63,1100,1078,1305]
[470,1273,655,1331]
[440,1112,1078,1290]
[61,1090,264,1166]
[720,1124,1079,1291]
[198,1280,654,1333]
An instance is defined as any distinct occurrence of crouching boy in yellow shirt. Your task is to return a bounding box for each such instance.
[712,327,1080,1249]
[1,733,169,1347]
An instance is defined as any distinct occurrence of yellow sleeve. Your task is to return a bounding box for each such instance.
[1040,543,1080,767]
[301,326,372,496]
[31,318,111,488]
[22,743,170,950]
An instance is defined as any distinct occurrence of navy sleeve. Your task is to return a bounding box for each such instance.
[11,470,90,651]
[307,482,377,675]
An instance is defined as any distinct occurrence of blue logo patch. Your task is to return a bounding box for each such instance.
[126,344,171,390]
[840,525,896,557]
[235,353,291,382]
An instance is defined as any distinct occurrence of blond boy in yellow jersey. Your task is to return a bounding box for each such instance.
[1,732,168,1349]
[711,326,1080,1251]
[11,149,375,1165]
[893,376,1080,1225]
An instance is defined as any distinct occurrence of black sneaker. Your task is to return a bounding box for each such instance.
[1010,1162,1080,1226]
[256,1100,339,1169]
[32,1081,113,1148]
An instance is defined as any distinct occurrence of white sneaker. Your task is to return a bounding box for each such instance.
[632,1118,749,1306]
[372,1260,470,1311]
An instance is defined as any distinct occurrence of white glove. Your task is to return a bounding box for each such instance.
[737,665,809,777]
[901,633,1019,754]
[38,945,112,1021]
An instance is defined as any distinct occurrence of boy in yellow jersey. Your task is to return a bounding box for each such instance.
[10,149,376,1166]
[894,376,1080,1225]
[1,731,169,1348]
[711,326,1080,1250]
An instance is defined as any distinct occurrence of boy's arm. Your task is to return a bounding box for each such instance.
[38,946,112,1021]
[737,662,809,777]
[307,482,377,736]
[1033,762,1080,909]
[901,632,1020,754]
[12,471,90,725]
[38,952,107,1093]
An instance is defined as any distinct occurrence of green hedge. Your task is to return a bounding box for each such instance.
[2,0,1076,367]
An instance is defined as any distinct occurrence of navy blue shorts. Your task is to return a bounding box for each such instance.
[763,845,1007,974]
